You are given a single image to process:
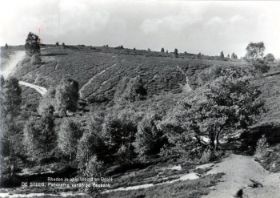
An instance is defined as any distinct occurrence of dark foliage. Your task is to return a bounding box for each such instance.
[25,32,40,56]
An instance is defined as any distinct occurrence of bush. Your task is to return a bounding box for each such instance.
[83,155,104,177]
[134,113,167,160]
[23,105,56,163]
[102,114,137,163]
[56,78,79,116]
[253,59,270,73]
[264,53,275,63]
[37,87,56,115]
[255,135,269,158]
[76,113,107,168]
[58,119,83,160]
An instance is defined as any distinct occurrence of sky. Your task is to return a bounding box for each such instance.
[0,0,280,57]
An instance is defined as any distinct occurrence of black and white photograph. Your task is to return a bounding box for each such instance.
[1,0,280,197]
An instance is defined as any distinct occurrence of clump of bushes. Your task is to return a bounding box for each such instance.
[56,78,79,116]
[160,66,264,162]
[23,105,56,163]
[102,113,137,164]
[134,113,167,160]
[58,119,83,160]
[76,113,107,170]
[253,59,270,73]
[38,78,79,116]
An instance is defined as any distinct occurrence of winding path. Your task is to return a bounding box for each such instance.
[1,51,47,96]
[19,81,47,96]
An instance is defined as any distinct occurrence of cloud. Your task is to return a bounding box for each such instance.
[1,0,280,58]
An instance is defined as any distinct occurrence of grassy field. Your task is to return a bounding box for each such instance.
[11,45,247,105]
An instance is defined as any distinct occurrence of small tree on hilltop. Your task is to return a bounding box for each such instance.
[25,32,40,56]
[174,48,179,58]
[161,48,165,53]
[246,42,265,60]
[231,53,238,59]
[220,51,225,59]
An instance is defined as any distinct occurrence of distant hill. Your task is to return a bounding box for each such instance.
[10,45,247,107]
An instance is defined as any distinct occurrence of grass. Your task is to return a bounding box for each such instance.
[102,173,224,198]
[12,46,247,105]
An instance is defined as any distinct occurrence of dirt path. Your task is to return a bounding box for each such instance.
[1,51,48,96]
[203,154,280,198]
[19,81,47,96]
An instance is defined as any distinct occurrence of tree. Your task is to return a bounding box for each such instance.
[162,67,264,160]
[4,44,8,49]
[264,53,275,63]
[220,51,225,59]
[76,113,107,168]
[58,119,83,160]
[0,77,22,160]
[23,105,56,163]
[102,114,137,163]
[231,53,238,59]
[161,48,165,53]
[134,113,167,160]
[174,48,179,58]
[246,42,265,60]
[25,32,40,56]
[56,42,59,46]
[56,78,79,116]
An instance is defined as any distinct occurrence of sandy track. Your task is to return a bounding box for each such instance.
[1,51,48,96]
[203,154,280,198]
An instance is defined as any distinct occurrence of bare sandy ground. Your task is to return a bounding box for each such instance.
[203,154,280,198]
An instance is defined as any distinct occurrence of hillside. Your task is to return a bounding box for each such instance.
[11,45,247,106]
[2,45,280,198]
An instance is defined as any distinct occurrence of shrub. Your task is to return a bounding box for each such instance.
[56,78,79,116]
[83,155,104,177]
[264,53,275,63]
[102,114,137,163]
[37,87,56,115]
[58,119,83,160]
[253,59,270,73]
[255,135,269,158]
[0,77,22,161]
[76,113,107,168]
[134,113,167,160]
[23,105,56,163]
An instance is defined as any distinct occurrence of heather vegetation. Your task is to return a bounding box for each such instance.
[1,33,280,197]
